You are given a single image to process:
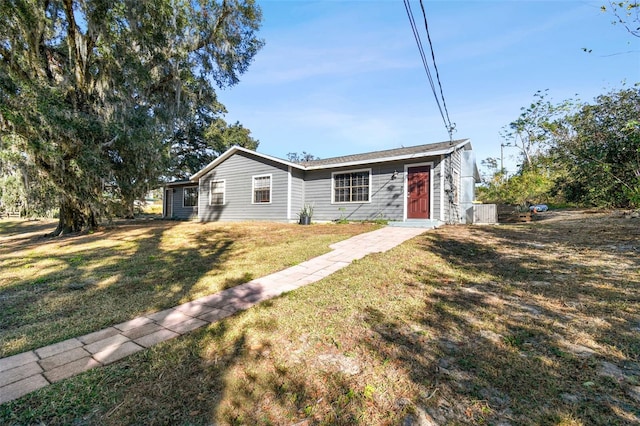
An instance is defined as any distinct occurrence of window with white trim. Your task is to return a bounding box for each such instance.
[183,186,198,207]
[333,170,370,203]
[252,175,271,203]
[209,180,225,205]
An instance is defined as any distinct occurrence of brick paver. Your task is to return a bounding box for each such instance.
[35,338,83,359]
[121,323,166,340]
[198,308,235,323]
[0,351,38,374]
[134,329,180,348]
[78,327,121,345]
[84,334,131,355]
[44,356,101,383]
[147,309,192,327]
[0,362,42,387]
[0,375,49,405]
[92,341,144,365]
[39,347,91,371]
[0,225,427,405]
[174,301,221,317]
[114,317,154,332]
[164,318,208,335]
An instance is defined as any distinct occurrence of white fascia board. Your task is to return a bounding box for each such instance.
[190,146,304,181]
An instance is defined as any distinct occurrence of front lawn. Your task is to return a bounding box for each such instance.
[1,211,638,425]
[0,219,378,357]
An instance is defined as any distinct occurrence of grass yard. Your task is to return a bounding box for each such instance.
[1,211,639,425]
[0,219,379,357]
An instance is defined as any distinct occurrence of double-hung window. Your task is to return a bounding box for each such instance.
[332,170,371,203]
[209,180,225,205]
[183,186,198,207]
[252,174,271,204]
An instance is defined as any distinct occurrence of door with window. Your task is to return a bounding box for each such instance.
[407,166,430,219]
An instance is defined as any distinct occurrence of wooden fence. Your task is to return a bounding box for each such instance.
[497,204,533,223]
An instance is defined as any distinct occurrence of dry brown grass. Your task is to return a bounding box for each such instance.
[1,211,638,425]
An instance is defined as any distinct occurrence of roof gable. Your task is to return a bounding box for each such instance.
[190,146,304,181]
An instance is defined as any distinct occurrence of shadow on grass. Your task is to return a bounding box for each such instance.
[0,219,60,251]
[0,307,362,425]
[1,216,637,424]
[0,220,245,357]
[205,317,369,426]
[362,221,640,424]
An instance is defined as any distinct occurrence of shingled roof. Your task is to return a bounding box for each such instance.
[190,139,472,181]
[299,138,470,168]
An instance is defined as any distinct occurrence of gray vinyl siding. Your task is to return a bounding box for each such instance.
[176,150,463,223]
[291,168,305,220]
[441,148,464,224]
[170,185,198,220]
[165,142,478,224]
[432,158,443,221]
[305,160,432,222]
[198,151,290,222]
[452,148,463,223]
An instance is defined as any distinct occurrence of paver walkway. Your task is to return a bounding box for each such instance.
[0,226,428,405]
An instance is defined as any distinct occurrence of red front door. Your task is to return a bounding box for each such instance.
[407,166,430,219]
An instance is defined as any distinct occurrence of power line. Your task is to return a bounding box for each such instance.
[403,0,444,129]
[418,0,454,138]
[403,0,455,141]
[404,0,459,224]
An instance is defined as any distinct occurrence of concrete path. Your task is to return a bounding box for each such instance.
[0,226,427,405]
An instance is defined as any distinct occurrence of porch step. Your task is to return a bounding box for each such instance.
[387,219,442,229]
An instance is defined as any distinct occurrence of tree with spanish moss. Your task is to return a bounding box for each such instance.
[0,0,263,235]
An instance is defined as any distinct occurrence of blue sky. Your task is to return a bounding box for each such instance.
[217,0,640,173]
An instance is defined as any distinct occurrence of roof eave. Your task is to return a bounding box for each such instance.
[305,139,471,170]
[163,180,193,187]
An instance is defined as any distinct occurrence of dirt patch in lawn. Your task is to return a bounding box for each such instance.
[402,210,639,425]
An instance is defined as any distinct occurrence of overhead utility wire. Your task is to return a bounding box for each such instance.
[402,0,445,131]
[418,0,454,139]
[403,0,455,141]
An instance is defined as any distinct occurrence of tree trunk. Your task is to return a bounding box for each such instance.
[124,198,135,219]
[50,197,97,236]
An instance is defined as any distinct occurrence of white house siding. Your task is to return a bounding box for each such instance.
[198,151,290,222]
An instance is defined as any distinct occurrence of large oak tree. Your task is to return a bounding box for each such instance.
[0,0,263,234]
